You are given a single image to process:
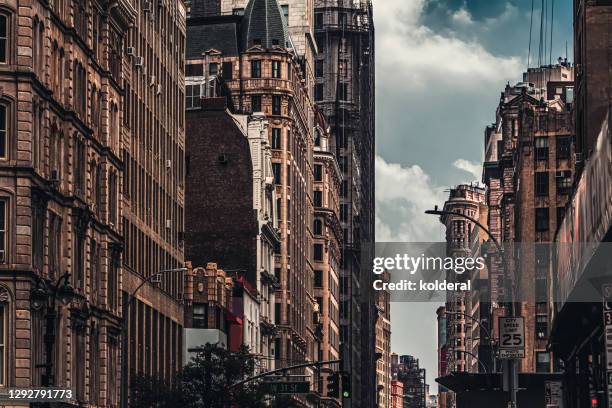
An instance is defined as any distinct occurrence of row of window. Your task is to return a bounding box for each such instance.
[534,170,573,196]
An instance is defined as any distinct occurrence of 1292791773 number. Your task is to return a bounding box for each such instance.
[3,388,73,402]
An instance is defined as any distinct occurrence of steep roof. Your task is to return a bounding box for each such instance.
[241,0,287,50]
[187,18,241,58]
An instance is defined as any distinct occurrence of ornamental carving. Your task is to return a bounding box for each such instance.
[0,286,9,303]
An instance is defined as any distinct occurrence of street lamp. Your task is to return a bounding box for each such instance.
[29,272,76,387]
[425,207,519,407]
[120,267,188,408]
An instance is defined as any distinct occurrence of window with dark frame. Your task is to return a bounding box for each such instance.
[272,95,281,115]
[0,14,8,63]
[535,137,549,161]
[314,190,323,207]
[535,208,549,232]
[314,244,323,261]
[251,60,261,78]
[272,60,281,78]
[251,95,262,113]
[314,270,323,287]
[222,61,233,80]
[271,128,281,149]
[535,172,549,196]
[314,164,323,181]
[556,135,572,160]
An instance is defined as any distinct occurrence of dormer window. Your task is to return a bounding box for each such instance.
[251,60,262,78]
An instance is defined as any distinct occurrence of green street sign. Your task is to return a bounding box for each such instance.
[262,381,310,394]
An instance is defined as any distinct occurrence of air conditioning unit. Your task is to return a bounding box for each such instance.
[126,47,135,56]
[151,273,162,284]
[166,159,172,169]
[134,56,144,67]
[166,219,172,229]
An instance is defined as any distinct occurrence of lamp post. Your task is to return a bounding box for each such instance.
[120,267,188,408]
[425,207,518,408]
[29,272,76,387]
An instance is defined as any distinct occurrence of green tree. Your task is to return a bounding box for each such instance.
[130,344,267,408]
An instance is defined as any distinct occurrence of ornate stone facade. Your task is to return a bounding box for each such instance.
[0,1,187,406]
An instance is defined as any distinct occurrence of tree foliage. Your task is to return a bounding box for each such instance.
[130,344,268,408]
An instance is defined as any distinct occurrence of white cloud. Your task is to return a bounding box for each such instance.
[453,158,482,179]
[372,0,522,87]
[375,155,447,242]
[452,8,474,25]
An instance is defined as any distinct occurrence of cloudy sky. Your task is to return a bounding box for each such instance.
[372,0,572,392]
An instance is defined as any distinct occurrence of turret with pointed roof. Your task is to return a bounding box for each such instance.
[240,0,287,50]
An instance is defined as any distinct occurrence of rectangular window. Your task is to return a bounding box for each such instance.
[315,83,324,101]
[315,60,324,77]
[193,304,208,328]
[48,213,61,279]
[314,270,323,287]
[222,62,233,80]
[0,15,7,63]
[0,104,6,158]
[251,60,261,78]
[251,95,262,113]
[0,304,5,386]
[535,172,548,196]
[185,64,203,76]
[272,163,281,184]
[272,60,281,78]
[315,13,323,29]
[314,164,323,181]
[186,84,201,109]
[338,83,348,100]
[271,128,281,149]
[314,244,324,261]
[535,137,549,161]
[275,303,281,324]
[32,203,44,273]
[272,95,281,115]
[536,315,548,339]
[535,208,549,232]
[208,63,218,76]
[313,190,323,207]
[281,5,289,22]
[556,136,572,160]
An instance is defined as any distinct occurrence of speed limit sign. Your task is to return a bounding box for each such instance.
[499,317,525,359]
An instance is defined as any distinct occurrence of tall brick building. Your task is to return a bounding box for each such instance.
[312,1,378,405]
[184,0,332,403]
[0,0,187,406]
[482,64,574,373]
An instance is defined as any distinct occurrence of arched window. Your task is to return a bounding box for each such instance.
[0,14,9,64]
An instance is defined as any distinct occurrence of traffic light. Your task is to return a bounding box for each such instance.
[341,373,351,399]
[326,372,340,398]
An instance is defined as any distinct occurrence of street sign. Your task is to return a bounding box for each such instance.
[545,380,563,408]
[261,381,310,394]
[498,317,525,359]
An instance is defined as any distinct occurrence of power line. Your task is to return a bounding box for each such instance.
[527,0,535,69]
